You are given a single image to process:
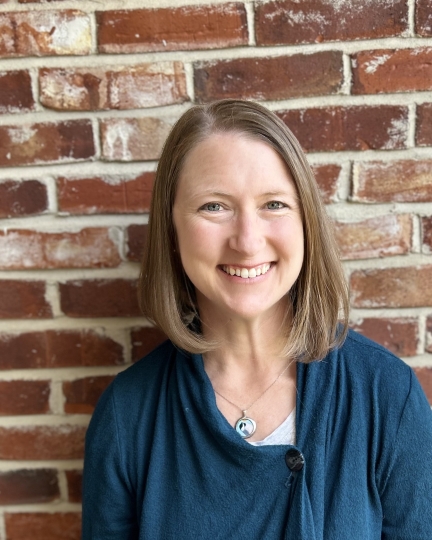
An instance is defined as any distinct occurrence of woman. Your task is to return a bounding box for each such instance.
[82,100,432,539]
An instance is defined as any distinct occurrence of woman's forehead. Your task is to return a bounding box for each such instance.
[175,132,298,201]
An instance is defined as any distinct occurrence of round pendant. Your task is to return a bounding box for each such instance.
[235,416,256,439]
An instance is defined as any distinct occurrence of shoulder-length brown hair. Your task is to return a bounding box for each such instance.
[139,99,349,362]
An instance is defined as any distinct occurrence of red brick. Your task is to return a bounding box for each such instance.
[0,425,85,460]
[5,513,81,540]
[0,228,120,270]
[40,62,187,111]
[66,470,82,503]
[350,266,432,308]
[422,217,432,253]
[351,317,418,357]
[278,106,408,152]
[255,0,407,45]
[426,316,432,353]
[131,327,168,362]
[0,329,124,370]
[0,180,48,218]
[416,103,432,146]
[126,224,148,262]
[0,469,59,505]
[60,279,140,318]
[0,120,95,167]
[194,52,343,102]
[334,214,411,260]
[353,160,432,202]
[311,164,341,203]
[57,172,155,215]
[0,10,91,57]
[0,70,34,113]
[101,117,171,162]
[63,376,115,414]
[415,0,432,36]
[352,48,432,94]
[97,4,247,54]
[0,280,52,319]
[413,368,432,404]
[0,380,50,415]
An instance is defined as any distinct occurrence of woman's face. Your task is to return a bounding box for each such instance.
[173,132,304,323]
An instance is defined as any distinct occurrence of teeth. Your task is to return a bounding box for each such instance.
[222,264,271,279]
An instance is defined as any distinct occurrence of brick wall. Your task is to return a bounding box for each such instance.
[0,0,431,537]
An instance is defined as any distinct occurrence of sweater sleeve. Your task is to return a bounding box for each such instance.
[380,369,432,540]
[82,383,138,540]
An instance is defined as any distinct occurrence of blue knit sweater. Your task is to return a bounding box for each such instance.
[82,330,432,539]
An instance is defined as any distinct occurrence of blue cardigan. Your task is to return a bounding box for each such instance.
[82,330,432,539]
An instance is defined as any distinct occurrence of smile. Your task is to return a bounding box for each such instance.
[221,264,271,279]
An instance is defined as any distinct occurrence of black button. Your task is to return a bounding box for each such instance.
[285,449,305,472]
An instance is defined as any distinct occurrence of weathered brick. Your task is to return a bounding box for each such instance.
[351,318,418,357]
[352,48,432,94]
[416,103,432,146]
[334,214,411,260]
[351,266,432,308]
[97,4,247,54]
[5,513,81,540]
[0,280,52,319]
[40,62,187,111]
[63,376,115,414]
[194,52,343,102]
[126,224,148,262]
[57,172,155,215]
[413,368,432,404]
[353,160,432,202]
[311,164,341,203]
[427,315,432,353]
[278,106,408,152]
[255,0,407,45]
[0,329,124,370]
[0,180,48,218]
[0,380,50,415]
[0,228,120,270]
[422,217,432,253]
[131,326,168,362]
[0,10,91,57]
[0,70,34,113]
[0,120,95,167]
[0,425,85,460]
[66,470,82,503]
[415,0,432,36]
[101,117,171,161]
[60,279,140,317]
[0,469,59,505]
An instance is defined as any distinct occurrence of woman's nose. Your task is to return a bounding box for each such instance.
[228,213,265,256]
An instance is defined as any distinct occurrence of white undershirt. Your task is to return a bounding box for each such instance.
[248,407,296,446]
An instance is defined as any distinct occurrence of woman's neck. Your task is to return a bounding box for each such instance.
[199,298,292,376]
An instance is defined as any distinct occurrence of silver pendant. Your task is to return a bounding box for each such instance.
[235,411,256,439]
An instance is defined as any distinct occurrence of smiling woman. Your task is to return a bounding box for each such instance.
[82,100,432,540]
[140,99,348,362]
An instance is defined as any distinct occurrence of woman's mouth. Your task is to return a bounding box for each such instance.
[221,263,271,279]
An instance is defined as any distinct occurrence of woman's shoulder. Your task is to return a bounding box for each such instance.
[338,328,412,377]
[98,339,178,414]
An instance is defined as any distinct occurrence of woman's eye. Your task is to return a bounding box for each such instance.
[202,203,222,212]
[266,201,285,210]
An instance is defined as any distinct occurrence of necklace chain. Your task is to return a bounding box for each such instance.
[213,360,293,415]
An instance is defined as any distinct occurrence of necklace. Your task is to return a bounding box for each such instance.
[213,361,292,440]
